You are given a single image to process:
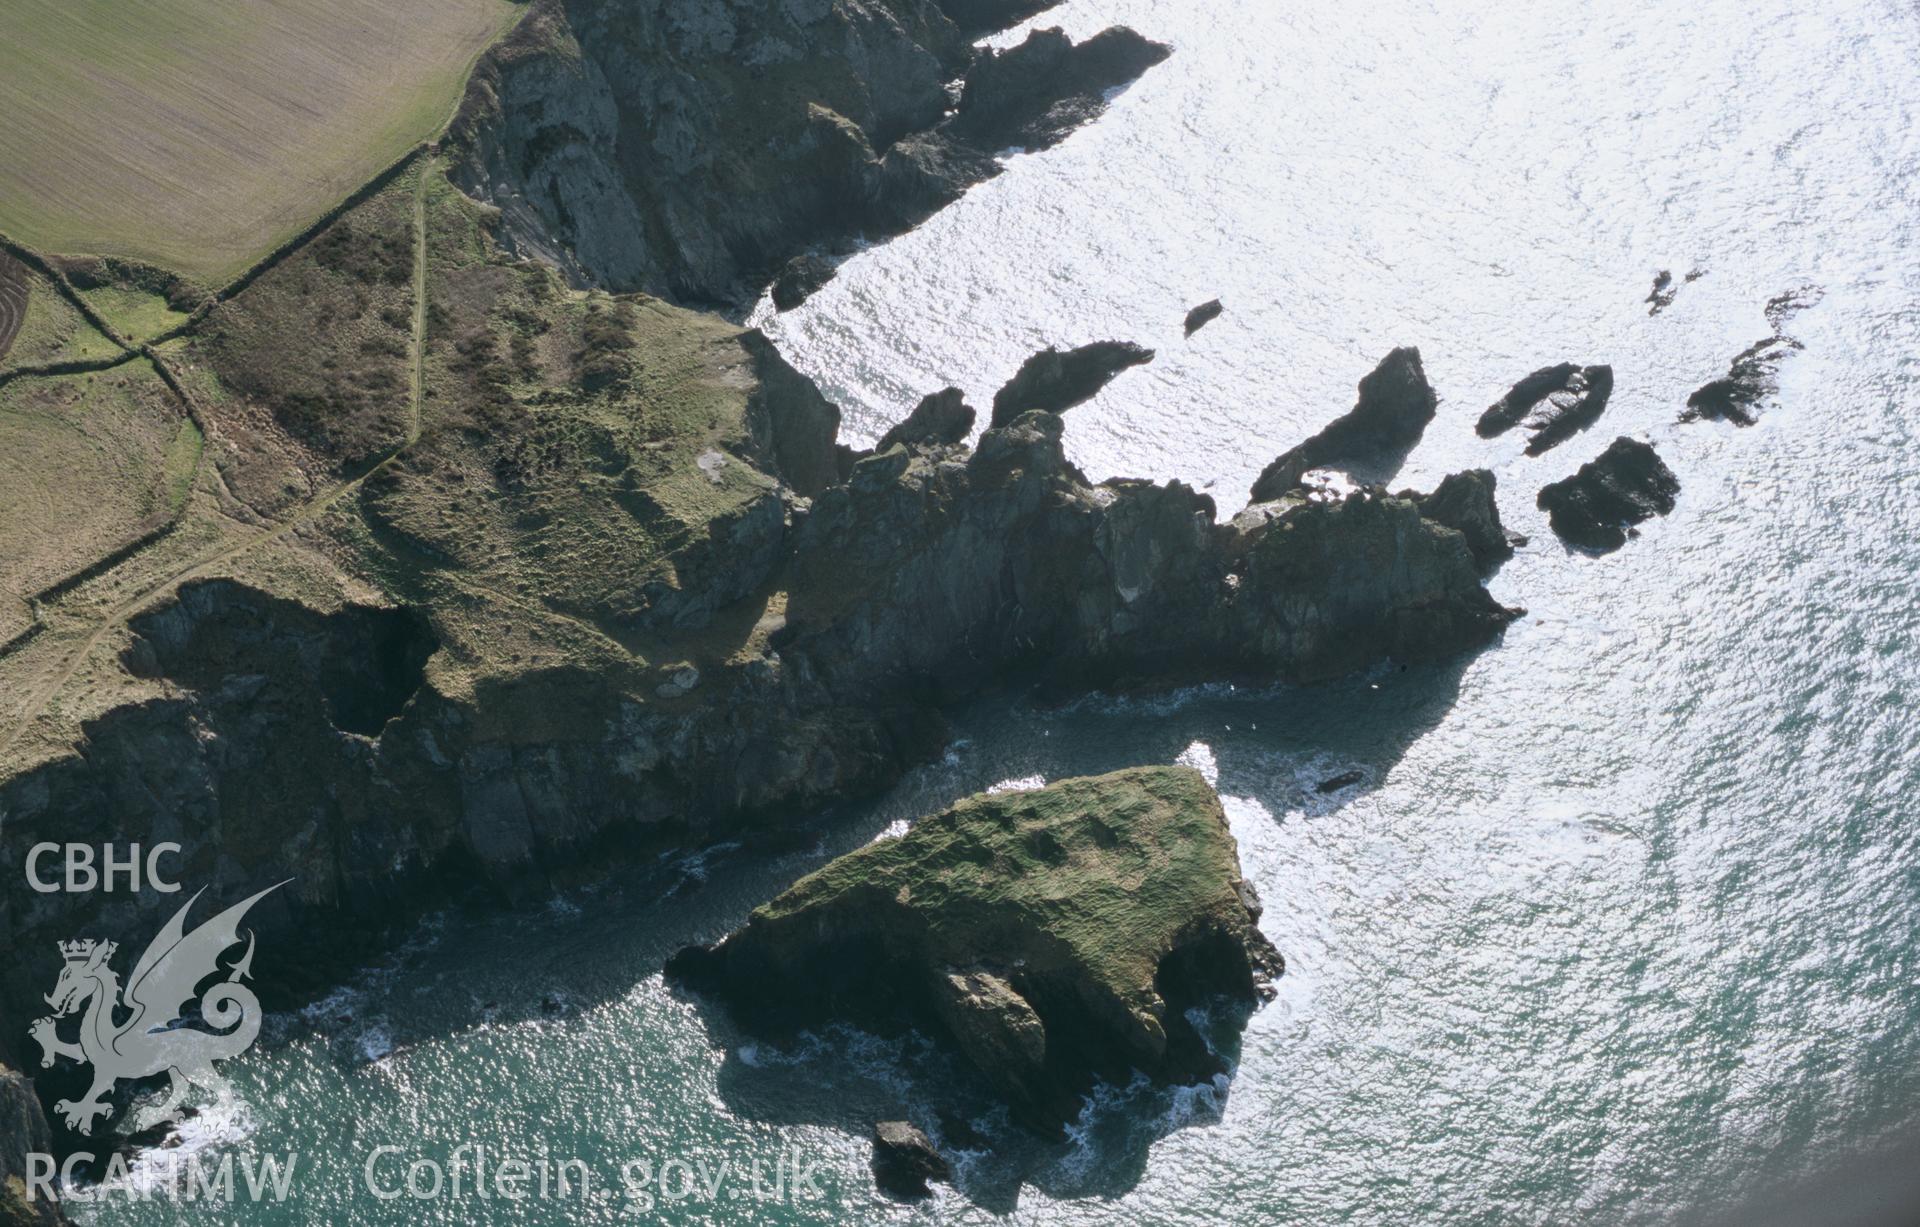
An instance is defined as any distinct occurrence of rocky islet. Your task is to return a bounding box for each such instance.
[667,767,1284,1141]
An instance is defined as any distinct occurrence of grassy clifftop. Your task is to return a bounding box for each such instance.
[671,767,1283,1134]
[0,153,825,770]
[756,767,1264,1007]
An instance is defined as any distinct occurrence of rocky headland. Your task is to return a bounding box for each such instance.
[668,767,1283,1139]
[2,195,1520,1039]
[0,0,1525,1184]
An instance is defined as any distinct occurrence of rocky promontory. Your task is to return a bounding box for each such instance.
[1,73,1520,1115]
[988,340,1154,426]
[668,767,1283,1136]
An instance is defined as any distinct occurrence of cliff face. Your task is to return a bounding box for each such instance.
[449,0,1168,305]
[782,409,1518,700]
[0,1057,60,1225]
[668,767,1283,1135]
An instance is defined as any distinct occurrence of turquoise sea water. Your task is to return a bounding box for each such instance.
[75,0,1920,1222]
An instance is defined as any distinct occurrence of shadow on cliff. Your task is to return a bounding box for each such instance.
[178,654,1474,1209]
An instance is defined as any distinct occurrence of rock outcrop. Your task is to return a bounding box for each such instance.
[668,767,1283,1136]
[1536,437,1680,552]
[875,387,975,452]
[1476,362,1614,454]
[450,0,1170,305]
[1406,469,1516,575]
[988,340,1154,426]
[769,254,836,311]
[1183,298,1223,336]
[1250,347,1436,501]
[871,1121,950,1200]
[1681,287,1818,426]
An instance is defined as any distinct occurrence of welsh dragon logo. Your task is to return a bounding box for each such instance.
[29,882,286,1135]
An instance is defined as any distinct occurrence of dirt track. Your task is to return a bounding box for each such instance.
[0,160,440,759]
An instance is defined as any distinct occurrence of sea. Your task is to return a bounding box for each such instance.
[75,0,1920,1222]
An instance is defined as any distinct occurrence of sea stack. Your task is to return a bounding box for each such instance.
[667,767,1283,1138]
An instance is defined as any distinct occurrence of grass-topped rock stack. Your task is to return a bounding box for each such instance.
[668,766,1283,1136]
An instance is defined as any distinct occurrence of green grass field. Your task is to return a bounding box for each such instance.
[78,285,191,343]
[0,262,120,370]
[0,0,520,285]
[0,363,187,603]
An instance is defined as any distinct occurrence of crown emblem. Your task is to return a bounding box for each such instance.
[58,938,114,962]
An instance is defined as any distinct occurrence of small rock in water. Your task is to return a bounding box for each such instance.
[1646,267,1706,315]
[1184,298,1224,336]
[1764,285,1818,330]
[871,1120,950,1200]
[1315,770,1364,795]
[1682,287,1819,426]
[1646,269,1677,315]
[1683,337,1801,426]
[1536,437,1680,553]
[1477,363,1614,453]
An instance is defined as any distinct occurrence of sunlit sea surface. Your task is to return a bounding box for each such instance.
[79,1,1920,1223]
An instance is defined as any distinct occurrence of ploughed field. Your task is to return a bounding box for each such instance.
[0,0,519,284]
